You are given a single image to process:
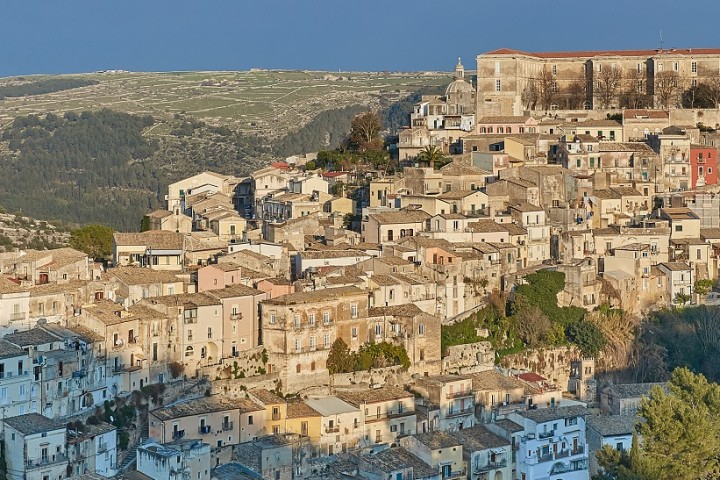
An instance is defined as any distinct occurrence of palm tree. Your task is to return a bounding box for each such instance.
[415,145,444,169]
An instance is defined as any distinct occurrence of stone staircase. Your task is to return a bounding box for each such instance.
[119,421,149,472]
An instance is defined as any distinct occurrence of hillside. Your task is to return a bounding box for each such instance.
[0,71,451,229]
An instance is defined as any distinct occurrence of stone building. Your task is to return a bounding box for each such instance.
[476,47,720,115]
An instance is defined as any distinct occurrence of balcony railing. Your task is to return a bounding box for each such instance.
[538,430,555,439]
[27,453,67,468]
[446,407,474,418]
[198,426,212,434]
[230,313,242,320]
[98,443,108,454]
[222,421,234,431]
[325,426,340,433]
[475,459,507,473]
[365,409,415,423]
[446,390,473,399]
[173,430,185,439]
[9,312,25,321]
[442,469,466,479]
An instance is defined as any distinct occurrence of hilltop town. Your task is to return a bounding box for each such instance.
[3,47,720,480]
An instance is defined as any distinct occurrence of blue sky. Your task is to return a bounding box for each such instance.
[2,0,720,76]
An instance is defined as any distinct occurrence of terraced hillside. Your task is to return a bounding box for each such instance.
[0,70,452,229]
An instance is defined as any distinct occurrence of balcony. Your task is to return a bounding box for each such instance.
[272,413,281,421]
[446,407,474,418]
[230,313,242,320]
[27,453,67,469]
[442,469,466,479]
[446,390,473,400]
[98,443,108,454]
[112,364,125,373]
[198,425,212,435]
[538,430,555,439]
[173,430,185,440]
[475,459,507,473]
[325,426,340,433]
[365,409,415,423]
[9,312,25,321]
[222,421,234,432]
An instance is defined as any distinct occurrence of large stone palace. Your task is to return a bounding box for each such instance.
[476,47,720,115]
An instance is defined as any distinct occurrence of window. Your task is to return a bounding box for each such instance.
[675,225,683,232]
[674,62,679,72]
[351,304,358,318]
[597,63,602,72]
[418,324,425,335]
[495,79,501,92]
[128,329,135,344]
[576,159,581,168]
[692,61,697,73]
[323,312,330,325]
[552,64,557,75]
[295,338,301,352]
[495,61,500,75]
[294,315,300,328]
[207,327,212,339]
[375,324,382,336]
[185,346,193,357]
[324,334,330,348]
[351,327,358,339]
[309,313,315,326]
[309,336,316,351]
[296,364,301,373]
[248,415,253,425]
[419,349,425,360]
[637,63,642,73]
[692,79,698,87]
[551,81,558,93]
[270,314,276,324]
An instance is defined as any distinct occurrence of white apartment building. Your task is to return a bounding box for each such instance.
[0,340,33,422]
[3,413,68,480]
[509,405,589,480]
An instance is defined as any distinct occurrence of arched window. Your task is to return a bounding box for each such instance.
[296,364,301,373]
[184,346,193,357]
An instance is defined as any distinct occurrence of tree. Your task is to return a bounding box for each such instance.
[521,80,538,110]
[596,66,623,108]
[594,431,654,480]
[567,318,607,357]
[654,71,683,109]
[69,224,114,260]
[694,279,714,297]
[326,338,354,374]
[139,215,150,232]
[415,145,444,169]
[637,367,720,479]
[537,67,557,110]
[348,111,383,152]
[512,306,551,347]
[622,69,649,109]
[703,77,720,108]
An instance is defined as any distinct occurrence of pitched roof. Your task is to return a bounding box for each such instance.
[450,424,510,452]
[517,405,588,423]
[336,386,413,407]
[113,231,184,250]
[5,328,60,347]
[484,48,720,59]
[369,210,431,224]
[587,415,639,437]
[411,431,462,450]
[106,266,182,285]
[472,370,527,391]
[4,413,64,435]
[151,396,261,420]
[262,286,366,305]
[602,382,668,399]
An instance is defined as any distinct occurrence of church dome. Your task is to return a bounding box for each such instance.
[445,78,474,96]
